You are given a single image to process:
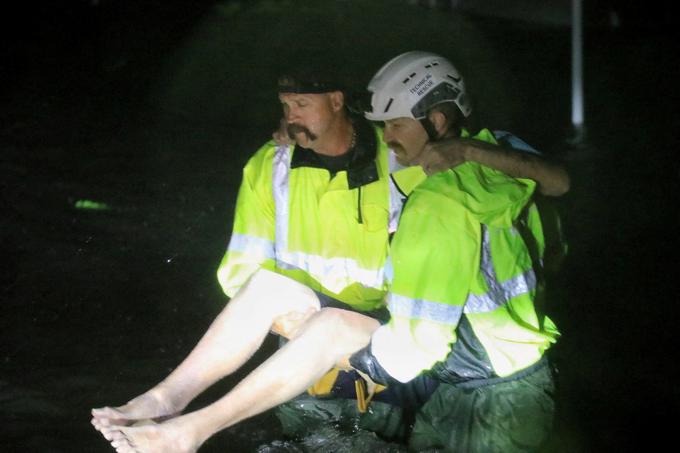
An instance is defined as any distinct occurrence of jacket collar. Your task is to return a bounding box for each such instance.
[290,116,379,189]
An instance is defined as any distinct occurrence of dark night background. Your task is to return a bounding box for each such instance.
[1,1,679,451]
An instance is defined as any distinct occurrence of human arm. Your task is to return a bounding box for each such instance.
[414,135,570,197]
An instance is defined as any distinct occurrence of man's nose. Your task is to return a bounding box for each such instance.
[285,107,299,123]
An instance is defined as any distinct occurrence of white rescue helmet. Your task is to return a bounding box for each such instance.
[365,51,472,122]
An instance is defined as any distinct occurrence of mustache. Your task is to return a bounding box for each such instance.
[287,123,318,142]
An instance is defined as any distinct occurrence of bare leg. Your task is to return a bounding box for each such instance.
[101,308,380,453]
[91,270,320,433]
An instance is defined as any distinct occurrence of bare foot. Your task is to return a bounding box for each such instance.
[91,388,181,433]
[102,417,201,453]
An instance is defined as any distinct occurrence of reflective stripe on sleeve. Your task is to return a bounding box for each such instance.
[226,233,275,260]
[387,225,538,322]
[464,225,536,313]
[387,292,463,325]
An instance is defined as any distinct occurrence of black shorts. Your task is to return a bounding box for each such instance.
[314,291,391,324]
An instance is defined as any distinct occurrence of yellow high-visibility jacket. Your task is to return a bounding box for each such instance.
[217,118,424,312]
[365,129,560,383]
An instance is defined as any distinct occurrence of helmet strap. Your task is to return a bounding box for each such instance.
[419,118,440,142]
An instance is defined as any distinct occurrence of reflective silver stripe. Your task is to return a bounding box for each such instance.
[384,255,394,285]
[388,226,536,323]
[270,144,385,294]
[272,145,292,251]
[276,251,385,293]
[227,233,275,260]
[464,225,536,313]
[388,150,407,233]
[387,292,463,324]
[388,177,405,233]
[464,270,536,313]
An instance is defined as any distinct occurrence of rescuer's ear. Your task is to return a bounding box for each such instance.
[329,91,345,113]
[427,110,448,139]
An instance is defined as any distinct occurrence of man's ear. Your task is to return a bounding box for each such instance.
[427,110,448,138]
[329,91,345,112]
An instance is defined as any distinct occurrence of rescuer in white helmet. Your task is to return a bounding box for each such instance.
[365,50,569,195]
[348,50,561,452]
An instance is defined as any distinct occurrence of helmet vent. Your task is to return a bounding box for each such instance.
[402,72,417,84]
[383,98,394,113]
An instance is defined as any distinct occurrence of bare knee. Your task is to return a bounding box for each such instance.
[308,308,380,355]
[228,269,321,322]
[271,307,318,339]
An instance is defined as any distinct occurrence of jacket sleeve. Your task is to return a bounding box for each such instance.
[447,161,536,228]
[216,144,277,298]
[453,128,537,227]
[355,183,481,383]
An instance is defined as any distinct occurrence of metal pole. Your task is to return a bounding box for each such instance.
[571,0,585,143]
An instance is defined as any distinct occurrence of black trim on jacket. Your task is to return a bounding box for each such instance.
[290,115,379,189]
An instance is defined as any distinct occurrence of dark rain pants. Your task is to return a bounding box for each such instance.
[276,394,408,441]
[276,367,439,443]
[409,360,556,453]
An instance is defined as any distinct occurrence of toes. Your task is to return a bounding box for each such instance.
[91,407,116,425]
[92,406,114,418]
[93,407,134,427]
[91,414,113,429]
[109,430,137,453]
[100,426,118,442]
[110,437,126,448]
[91,417,103,432]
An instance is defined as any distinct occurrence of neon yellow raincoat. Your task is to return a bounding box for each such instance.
[216,119,424,311]
[365,129,559,383]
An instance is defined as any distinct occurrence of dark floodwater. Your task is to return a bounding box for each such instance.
[2,1,679,452]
